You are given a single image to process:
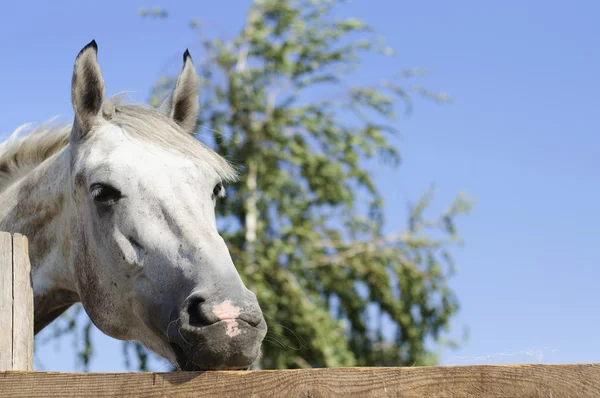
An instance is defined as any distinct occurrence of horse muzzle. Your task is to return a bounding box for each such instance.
[168,289,267,370]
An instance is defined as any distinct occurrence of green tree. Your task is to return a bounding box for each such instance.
[42,0,471,371]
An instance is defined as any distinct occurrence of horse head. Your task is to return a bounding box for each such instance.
[50,41,266,370]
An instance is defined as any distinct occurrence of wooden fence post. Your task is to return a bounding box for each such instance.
[0,232,33,371]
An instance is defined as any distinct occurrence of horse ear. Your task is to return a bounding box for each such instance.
[71,40,105,138]
[159,50,200,134]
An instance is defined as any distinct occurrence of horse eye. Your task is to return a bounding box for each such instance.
[90,183,122,205]
[212,183,223,198]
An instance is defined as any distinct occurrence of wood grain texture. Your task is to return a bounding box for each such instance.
[11,234,33,371]
[0,232,13,371]
[1,364,599,397]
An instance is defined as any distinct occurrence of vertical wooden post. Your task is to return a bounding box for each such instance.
[0,232,33,371]
[0,232,12,370]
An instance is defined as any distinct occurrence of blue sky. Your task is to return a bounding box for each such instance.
[1,1,598,371]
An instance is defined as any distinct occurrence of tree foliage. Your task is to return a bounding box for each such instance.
[41,0,471,371]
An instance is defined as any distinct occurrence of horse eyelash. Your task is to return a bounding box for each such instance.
[90,185,103,198]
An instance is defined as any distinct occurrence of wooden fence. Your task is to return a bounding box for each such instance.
[0,232,599,397]
[0,233,33,372]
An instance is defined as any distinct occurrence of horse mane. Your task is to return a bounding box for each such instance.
[0,97,237,193]
[0,120,71,192]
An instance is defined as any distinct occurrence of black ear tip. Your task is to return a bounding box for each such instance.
[77,40,98,59]
[183,49,192,63]
[85,39,98,51]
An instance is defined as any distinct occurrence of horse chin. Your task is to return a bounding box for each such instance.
[170,319,266,371]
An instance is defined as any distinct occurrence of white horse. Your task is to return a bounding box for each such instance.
[0,41,266,370]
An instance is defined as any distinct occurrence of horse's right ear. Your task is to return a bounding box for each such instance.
[71,40,105,139]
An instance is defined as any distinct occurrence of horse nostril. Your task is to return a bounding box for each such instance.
[183,293,265,329]
[187,296,209,328]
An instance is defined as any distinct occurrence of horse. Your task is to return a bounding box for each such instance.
[0,41,267,371]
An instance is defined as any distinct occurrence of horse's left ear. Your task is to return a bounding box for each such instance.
[71,40,105,138]
[159,50,200,134]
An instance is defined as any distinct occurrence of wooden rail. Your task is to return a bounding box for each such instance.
[0,233,33,371]
[1,364,599,397]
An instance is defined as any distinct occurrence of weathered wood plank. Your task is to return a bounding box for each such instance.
[11,234,33,371]
[1,364,599,397]
[0,232,13,371]
[0,233,33,371]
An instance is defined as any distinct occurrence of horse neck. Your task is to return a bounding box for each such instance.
[0,149,79,333]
